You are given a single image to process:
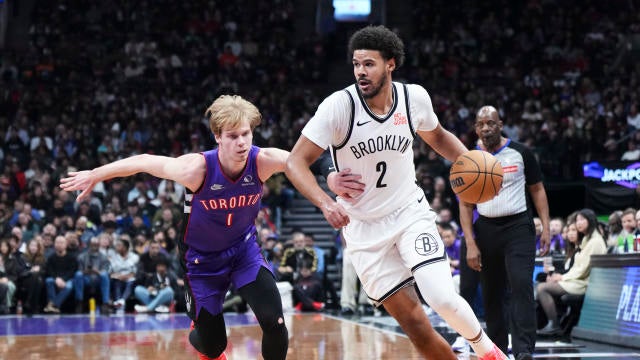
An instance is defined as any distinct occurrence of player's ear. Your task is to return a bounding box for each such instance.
[387,58,396,72]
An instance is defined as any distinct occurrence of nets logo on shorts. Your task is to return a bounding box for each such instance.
[415,233,439,256]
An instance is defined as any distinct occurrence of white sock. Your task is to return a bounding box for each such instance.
[466,329,496,357]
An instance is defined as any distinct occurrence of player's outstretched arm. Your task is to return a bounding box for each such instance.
[60,153,205,202]
[257,147,290,182]
[286,136,349,228]
[417,124,468,163]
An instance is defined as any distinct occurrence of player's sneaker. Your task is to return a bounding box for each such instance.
[479,344,508,360]
[197,352,227,360]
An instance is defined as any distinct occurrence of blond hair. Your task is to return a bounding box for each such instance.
[205,95,262,136]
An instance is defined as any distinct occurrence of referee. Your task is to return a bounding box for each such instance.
[459,106,550,360]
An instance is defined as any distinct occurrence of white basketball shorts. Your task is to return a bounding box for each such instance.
[342,190,447,305]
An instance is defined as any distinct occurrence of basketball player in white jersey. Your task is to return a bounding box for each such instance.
[286,25,507,359]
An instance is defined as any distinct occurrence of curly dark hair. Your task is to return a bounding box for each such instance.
[348,25,405,68]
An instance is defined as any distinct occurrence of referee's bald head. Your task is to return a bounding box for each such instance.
[476,105,499,119]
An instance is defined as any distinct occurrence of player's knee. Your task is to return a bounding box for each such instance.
[255,308,284,331]
[424,293,459,316]
[262,313,287,333]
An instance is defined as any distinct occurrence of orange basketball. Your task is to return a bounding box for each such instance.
[449,150,503,204]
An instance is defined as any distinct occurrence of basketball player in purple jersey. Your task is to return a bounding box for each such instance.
[60,95,289,360]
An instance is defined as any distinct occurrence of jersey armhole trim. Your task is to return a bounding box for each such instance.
[403,83,416,138]
[334,89,355,150]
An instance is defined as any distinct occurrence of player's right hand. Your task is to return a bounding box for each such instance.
[59,170,97,203]
[320,200,350,229]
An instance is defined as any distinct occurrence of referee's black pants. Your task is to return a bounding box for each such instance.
[474,211,536,356]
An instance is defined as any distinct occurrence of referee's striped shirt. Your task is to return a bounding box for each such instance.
[477,139,543,218]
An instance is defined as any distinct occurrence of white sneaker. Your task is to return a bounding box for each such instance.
[422,304,434,316]
[114,299,125,308]
[155,305,170,313]
[134,304,148,313]
[451,336,469,352]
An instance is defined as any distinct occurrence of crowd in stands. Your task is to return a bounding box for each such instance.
[406,0,640,184]
[1,0,640,316]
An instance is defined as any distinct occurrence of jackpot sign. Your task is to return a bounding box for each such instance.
[583,161,640,189]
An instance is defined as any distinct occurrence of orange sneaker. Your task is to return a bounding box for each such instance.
[197,352,226,360]
[479,344,508,360]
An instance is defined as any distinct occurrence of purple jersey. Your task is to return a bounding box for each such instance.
[183,145,263,255]
[180,145,271,318]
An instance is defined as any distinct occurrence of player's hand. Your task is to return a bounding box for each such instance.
[59,170,97,202]
[538,228,551,256]
[466,242,482,272]
[320,200,350,229]
[327,168,365,203]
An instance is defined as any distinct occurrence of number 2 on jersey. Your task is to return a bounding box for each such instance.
[376,161,387,188]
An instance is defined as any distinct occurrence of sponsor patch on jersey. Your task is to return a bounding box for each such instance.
[393,112,408,125]
[210,184,224,191]
[502,165,518,173]
[414,233,439,256]
[242,175,255,186]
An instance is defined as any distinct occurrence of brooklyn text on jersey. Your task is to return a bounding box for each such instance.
[350,134,412,159]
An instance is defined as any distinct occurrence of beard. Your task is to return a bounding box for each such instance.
[359,73,387,99]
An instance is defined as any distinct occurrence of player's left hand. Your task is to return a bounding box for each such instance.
[327,168,365,203]
[59,170,97,203]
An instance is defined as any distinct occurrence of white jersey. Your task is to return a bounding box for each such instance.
[302,82,439,220]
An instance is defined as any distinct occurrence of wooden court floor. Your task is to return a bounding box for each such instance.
[1,312,640,359]
[0,313,427,360]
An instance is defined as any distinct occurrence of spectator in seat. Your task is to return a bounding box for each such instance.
[615,208,637,253]
[75,236,112,314]
[304,232,325,278]
[278,231,317,284]
[549,218,566,255]
[606,211,623,250]
[0,239,18,313]
[20,238,47,314]
[43,236,77,313]
[136,240,168,286]
[537,209,607,335]
[292,259,325,312]
[133,257,176,313]
[109,238,139,309]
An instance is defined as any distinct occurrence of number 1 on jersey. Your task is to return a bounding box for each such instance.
[226,213,233,226]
